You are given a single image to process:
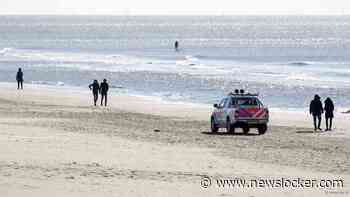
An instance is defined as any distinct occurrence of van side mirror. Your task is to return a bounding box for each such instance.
[213,104,219,108]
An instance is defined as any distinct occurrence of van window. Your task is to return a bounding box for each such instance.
[224,98,231,108]
[218,98,227,108]
[228,98,236,108]
[235,97,258,106]
[257,100,264,108]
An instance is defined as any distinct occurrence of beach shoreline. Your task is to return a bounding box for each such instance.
[1,82,350,130]
[0,82,349,196]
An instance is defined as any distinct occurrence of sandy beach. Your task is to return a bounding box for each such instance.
[0,82,349,197]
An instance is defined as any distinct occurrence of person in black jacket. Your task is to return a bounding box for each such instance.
[100,79,109,106]
[309,94,323,131]
[324,97,334,131]
[89,80,100,106]
[16,68,23,90]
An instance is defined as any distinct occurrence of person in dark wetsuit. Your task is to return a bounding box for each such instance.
[16,68,24,90]
[324,97,334,131]
[309,94,323,131]
[100,79,109,106]
[89,80,100,106]
[174,41,179,51]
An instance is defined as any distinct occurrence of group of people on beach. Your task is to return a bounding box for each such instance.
[309,95,334,131]
[89,79,109,106]
[16,68,110,107]
[15,68,338,131]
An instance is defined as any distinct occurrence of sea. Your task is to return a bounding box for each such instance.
[1,15,350,111]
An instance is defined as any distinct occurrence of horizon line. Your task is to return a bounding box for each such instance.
[1,13,350,16]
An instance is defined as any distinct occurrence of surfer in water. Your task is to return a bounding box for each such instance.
[174,40,179,51]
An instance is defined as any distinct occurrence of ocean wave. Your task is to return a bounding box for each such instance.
[286,73,317,81]
[110,85,124,89]
[287,61,311,66]
[0,48,142,66]
[175,55,201,66]
[31,80,65,86]
[185,55,200,62]
[152,91,188,101]
[0,47,14,55]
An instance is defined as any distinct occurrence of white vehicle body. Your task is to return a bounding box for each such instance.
[210,93,269,134]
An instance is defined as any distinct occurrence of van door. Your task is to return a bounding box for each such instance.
[216,98,227,125]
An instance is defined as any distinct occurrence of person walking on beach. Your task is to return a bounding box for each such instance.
[324,97,334,131]
[89,80,100,106]
[174,40,179,51]
[309,94,323,131]
[100,79,109,106]
[16,68,23,90]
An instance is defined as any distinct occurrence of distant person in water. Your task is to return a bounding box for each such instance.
[174,41,179,51]
[324,97,334,131]
[89,80,100,106]
[100,79,109,106]
[309,94,323,131]
[16,68,23,90]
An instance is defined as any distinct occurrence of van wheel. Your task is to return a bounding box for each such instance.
[211,117,218,133]
[258,124,267,135]
[243,125,250,134]
[226,117,235,134]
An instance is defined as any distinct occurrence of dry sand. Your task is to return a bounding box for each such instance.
[0,82,349,197]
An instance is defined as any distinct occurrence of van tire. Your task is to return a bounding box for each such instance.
[211,117,218,133]
[226,117,235,134]
[243,125,250,134]
[258,124,267,135]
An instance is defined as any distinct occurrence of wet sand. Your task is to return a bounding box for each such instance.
[0,83,349,197]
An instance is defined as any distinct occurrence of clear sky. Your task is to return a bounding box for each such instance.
[1,0,350,15]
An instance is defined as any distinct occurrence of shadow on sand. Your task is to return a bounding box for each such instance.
[296,130,319,134]
[201,131,259,136]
